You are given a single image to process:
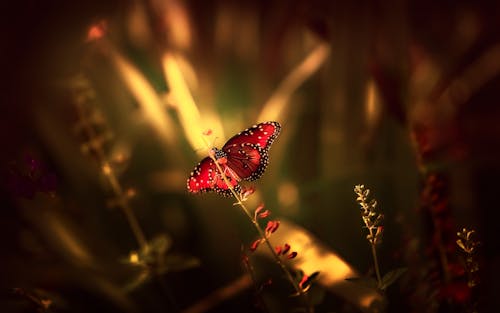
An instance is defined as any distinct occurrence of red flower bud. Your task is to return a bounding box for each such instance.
[299,274,309,289]
[254,203,265,220]
[241,186,256,200]
[275,246,282,255]
[282,243,291,255]
[250,239,262,252]
[258,210,271,219]
[265,220,280,237]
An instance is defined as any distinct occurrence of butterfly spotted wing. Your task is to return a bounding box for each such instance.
[186,157,240,196]
[223,121,281,151]
[222,121,281,181]
[187,121,281,196]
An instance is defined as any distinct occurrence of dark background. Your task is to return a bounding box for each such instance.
[1,0,500,312]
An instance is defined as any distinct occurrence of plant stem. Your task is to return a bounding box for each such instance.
[73,80,147,249]
[203,139,313,312]
[104,165,147,249]
[371,242,382,288]
[365,221,382,289]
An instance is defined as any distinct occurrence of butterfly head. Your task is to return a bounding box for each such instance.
[209,148,228,164]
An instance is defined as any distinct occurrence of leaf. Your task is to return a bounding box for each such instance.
[380,267,407,290]
[345,277,378,289]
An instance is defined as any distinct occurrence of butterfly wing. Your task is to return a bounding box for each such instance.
[223,121,281,151]
[187,157,240,196]
[222,121,280,181]
[187,121,281,196]
[224,143,268,181]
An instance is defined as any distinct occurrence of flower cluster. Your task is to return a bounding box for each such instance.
[354,185,384,245]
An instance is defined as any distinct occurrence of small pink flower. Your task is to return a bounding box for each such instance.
[275,245,282,255]
[250,239,262,252]
[282,243,291,255]
[241,186,256,201]
[287,251,298,259]
[254,203,265,220]
[299,274,309,289]
[257,210,271,219]
[265,220,280,237]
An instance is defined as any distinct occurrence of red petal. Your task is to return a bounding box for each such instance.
[254,203,265,219]
[271,221,280,233]
[258,210,271,219]
[265,220,280,236]
[250,239,262,252]
[275,246,282,255]
[282,243,291,255]
[299,274,309,289]
[241,186,256,199]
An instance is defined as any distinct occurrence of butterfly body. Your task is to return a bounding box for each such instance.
[187,121,281,196]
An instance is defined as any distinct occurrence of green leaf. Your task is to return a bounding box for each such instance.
[345,277,378,289]
[380,267,407,290]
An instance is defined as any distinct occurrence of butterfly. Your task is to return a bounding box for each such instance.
[187,121,281,196]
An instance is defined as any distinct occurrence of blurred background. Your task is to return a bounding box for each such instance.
[1,0,500,312]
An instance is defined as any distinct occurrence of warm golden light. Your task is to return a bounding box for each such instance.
[278,181,299,215]
[161,0,192,49]
[110,47,177,147]
[162,53,225,155]
[127,2,153,47]
[102,163,112,175]
[129,252,139,264]
[258,42,330,123]
[364,79,381,127]
[262,219,382,311]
